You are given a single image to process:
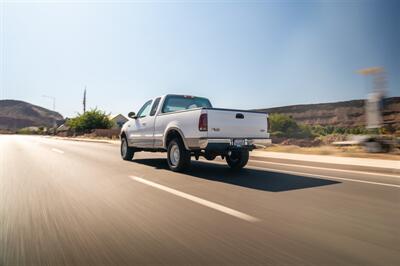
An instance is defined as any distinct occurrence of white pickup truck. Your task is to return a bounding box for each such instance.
[120,94,271,171]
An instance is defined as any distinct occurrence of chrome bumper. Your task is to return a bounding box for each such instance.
[186,138,272,150]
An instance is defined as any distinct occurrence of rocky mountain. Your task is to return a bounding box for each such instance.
[0,100,64,130]
[255,97,400,129]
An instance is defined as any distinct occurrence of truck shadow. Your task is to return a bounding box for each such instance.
[131,158,340,192]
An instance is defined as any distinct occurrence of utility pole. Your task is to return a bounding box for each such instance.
[83,86,87,113]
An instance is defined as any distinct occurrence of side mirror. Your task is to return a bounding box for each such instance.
[128,112,137,119]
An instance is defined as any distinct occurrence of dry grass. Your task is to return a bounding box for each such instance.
[264,144,400,160]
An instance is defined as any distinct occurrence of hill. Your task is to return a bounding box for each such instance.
[0,100,64,130]
[255,97,400,129]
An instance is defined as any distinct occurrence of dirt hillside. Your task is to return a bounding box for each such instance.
[0,100,64,130]
[255,97,400,129]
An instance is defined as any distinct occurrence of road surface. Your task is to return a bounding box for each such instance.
[1,135,399,265]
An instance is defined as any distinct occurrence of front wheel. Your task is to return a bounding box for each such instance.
[121,137,135,161]
[226,150,249,170]
[167,138,191,172]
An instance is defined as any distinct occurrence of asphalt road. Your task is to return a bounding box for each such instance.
[1,135,399,266]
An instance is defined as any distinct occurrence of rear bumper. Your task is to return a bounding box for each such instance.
[186,138,272,150]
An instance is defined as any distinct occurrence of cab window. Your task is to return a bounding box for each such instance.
[162,95,212,113]
[137,100,152,118]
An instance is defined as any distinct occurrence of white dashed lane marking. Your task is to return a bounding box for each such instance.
[51,148,65,154]
[130,176,260,223]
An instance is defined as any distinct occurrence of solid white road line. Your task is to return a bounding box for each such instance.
[130,176,260,222]
[51,148,64,154]
[247,165,400,189]
[205,160,400,189]
[250,159,400,179]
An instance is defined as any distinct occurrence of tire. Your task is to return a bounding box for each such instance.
[167,138,191,172]
[226,150,249,170]
[121,137,135,161]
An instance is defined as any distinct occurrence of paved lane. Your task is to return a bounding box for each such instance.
[0,135,399,265]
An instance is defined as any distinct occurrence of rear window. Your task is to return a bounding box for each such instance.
[162,95,212,113]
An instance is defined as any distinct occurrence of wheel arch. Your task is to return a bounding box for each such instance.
[163,127,189,150]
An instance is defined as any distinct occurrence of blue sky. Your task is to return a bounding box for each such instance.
[0,0,399,117]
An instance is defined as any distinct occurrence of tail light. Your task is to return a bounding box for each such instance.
[267,116,270,132]
[199,113,208,131]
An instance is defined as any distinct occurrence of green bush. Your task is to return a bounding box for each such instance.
[269,113,390,139]
[269,113,376,139]
[309,125,372,136]
[296,124,314,139]
[17,127,46,135]
[325,125,335,135]
[67,108,113,133]
[333,127,345,134]
[310,125,326,136]
[269,114,314,139]
[271,131,286,138]
[17,128,35,135]
[269,113,298,137]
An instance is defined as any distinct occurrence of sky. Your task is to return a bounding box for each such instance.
[0,0,399,118]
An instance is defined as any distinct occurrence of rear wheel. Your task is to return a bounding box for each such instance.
[121,137,135,161]
[167,138,191,172]
[226,150,249,170]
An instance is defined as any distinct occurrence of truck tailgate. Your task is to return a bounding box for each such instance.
[206,109,268,139]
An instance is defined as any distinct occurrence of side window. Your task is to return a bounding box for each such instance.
[137,100,152,118]
[150,97,161,116]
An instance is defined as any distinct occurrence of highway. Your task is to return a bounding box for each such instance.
[0,135,399,265]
